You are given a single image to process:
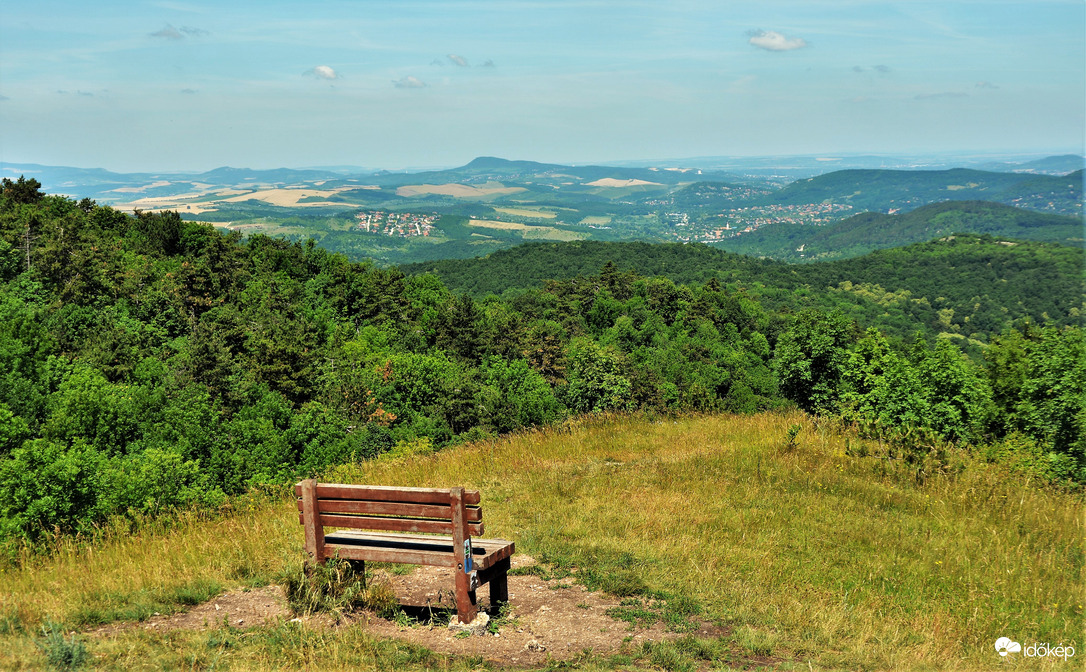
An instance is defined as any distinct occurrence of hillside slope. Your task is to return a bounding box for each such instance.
[761,167,1082,215]
[714,200,1084,261]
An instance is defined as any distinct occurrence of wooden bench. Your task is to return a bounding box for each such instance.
[296,479,514,623]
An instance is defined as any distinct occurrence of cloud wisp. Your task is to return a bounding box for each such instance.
[446,54,469,67]
[150,24,208,40]
[748,29,807,52]
[393,75,426,88]
[304,65,338,80]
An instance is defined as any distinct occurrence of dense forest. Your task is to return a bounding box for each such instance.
[403,237,1085,343]
[0,178,1082,550]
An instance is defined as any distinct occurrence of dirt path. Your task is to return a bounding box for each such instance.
[90,555,732,667]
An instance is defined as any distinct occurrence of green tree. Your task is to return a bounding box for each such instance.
[914,337,991,442]
[0,176,44,205]
[564,338,633,413]
[0,403,29,455]
[0,439,101,539]
[1017,326,1086,462]
[478,357,564,432]
[773,309,855,413]
[839,329,926,431]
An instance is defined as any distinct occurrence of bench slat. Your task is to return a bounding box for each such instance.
[299,512,484,536]
[322,543,457,567]
[324,530,515,571]
[292,483,481,506]
[293,498,482,522]
[326,530,513,552]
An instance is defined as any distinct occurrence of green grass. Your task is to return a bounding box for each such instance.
[1,411,1081,670]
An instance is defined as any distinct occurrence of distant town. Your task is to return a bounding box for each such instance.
[661,202,855,243]
[355,210,439,237]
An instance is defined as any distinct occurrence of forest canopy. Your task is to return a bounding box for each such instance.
[0,188,1082,546]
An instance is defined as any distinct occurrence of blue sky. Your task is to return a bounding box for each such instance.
[1,0,1083,171]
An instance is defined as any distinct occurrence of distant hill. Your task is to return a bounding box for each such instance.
[761,167,1082,216]
[195,166,344,184]
[977,154,1085,175]
[401,235,1085,340]
[365,156,723,188]
[714,201,1084,261]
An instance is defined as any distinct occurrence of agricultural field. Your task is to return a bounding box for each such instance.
[466,218,588,241]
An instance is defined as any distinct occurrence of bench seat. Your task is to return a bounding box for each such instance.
[323,530,515,570]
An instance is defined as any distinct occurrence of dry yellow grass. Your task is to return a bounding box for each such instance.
[114,186,357,214]
[326,412,1084,670]
[2,412,1081,670]
[220,187,354,207]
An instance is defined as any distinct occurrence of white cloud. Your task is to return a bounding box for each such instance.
[305,65,338,80]
[748,30,807,52]
[447,54,469,67]
[975,81,999,89]
[393,76,426,89]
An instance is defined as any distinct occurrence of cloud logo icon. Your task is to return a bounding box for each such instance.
[995,637,1021,656]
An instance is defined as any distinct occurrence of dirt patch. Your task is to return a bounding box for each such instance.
[86,555,730,666]
[89,585,288,637]
[352,555,722,666]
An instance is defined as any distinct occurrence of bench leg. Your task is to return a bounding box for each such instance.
[490,557,510,610]
[300,479,325,566]
[454,568,478,623]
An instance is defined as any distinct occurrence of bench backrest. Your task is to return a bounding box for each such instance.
[294,481,484,537]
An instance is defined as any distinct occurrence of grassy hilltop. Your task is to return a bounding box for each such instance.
[4,412,1081,668]
[2,412,1082,671]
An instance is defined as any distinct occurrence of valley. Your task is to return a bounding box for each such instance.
[4,155,1081,266]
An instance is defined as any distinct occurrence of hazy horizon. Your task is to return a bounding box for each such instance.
[2,1,1084,173]
[3,148,1084,178]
